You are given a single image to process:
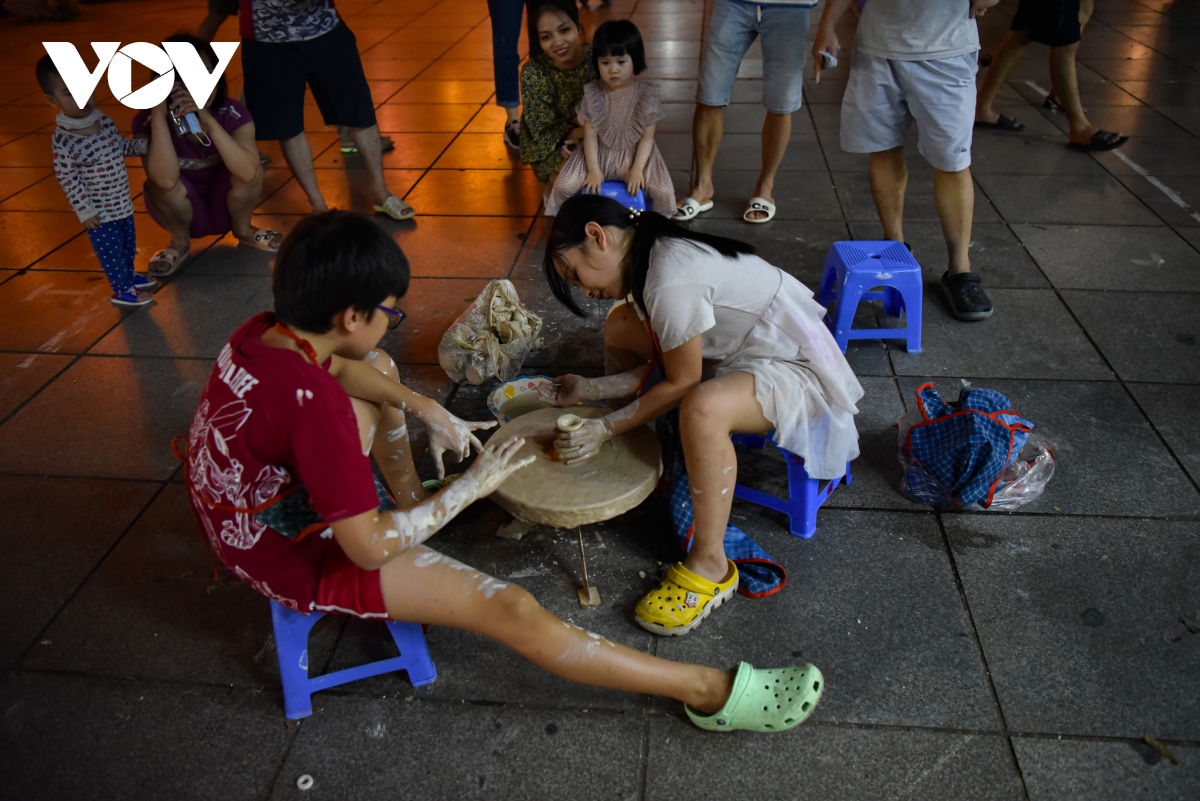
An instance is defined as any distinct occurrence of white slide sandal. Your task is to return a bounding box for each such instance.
[673,197,714,221]
[743,196,776,224]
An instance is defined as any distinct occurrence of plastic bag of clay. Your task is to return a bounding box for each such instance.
[895,384,1055,511]
[438,279,544,385]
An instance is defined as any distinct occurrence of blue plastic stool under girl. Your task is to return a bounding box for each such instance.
[731,433,853,539]
[270,600,436,720]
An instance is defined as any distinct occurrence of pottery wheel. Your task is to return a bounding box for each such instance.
[491,406,662,528]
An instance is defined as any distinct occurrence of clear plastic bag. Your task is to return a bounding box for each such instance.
[438,279,543,385]
[896,408,1056,511]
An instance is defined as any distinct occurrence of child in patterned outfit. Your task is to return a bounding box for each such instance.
[37,56,156,307]
[544,20,675,217]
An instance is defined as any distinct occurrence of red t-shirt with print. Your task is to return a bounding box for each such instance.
[185,312,382,615]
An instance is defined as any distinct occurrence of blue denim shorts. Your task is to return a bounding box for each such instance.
[697,0,812,114]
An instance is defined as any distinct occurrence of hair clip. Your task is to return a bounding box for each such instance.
[628,208,641,219]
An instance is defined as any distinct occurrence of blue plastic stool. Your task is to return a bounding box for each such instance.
[583,181,646,211]
[270,600,436,720]
[817,240,923,353]
[731,433,852,539]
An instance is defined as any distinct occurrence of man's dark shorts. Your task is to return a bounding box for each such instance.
[208,0,238,18]
[1012,0,1082,47]
[241,21,377,141]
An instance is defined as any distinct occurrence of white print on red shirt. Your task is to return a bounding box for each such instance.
[216,343,260,398]
[188,397,290,551]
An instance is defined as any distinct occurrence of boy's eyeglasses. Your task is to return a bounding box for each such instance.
[376,304,406,329]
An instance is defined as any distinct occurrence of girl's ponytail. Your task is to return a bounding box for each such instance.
[543,195,755,317]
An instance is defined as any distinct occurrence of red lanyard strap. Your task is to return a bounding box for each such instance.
[273,322,321,367]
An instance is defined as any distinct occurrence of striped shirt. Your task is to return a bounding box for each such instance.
[51,113,144,224]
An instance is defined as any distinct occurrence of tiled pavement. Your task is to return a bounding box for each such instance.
[1,0,1199,798]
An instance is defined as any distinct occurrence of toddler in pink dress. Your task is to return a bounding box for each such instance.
[544,20,676,217]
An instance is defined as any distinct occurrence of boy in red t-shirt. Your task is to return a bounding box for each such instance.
[185,211,823,733]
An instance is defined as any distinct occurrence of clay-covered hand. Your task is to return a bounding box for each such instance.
[536,374,592,406]
[416,404,497,479]
[555,418,613,465]
[462,435,536,497]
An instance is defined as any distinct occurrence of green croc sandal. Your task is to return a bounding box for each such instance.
[686,661,823,733]
[421,473,462,492]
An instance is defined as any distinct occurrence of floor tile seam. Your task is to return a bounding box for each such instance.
[1014,76,1198,143]
[1008,729,1200,748]
[27,663,1167,745]
[933,511,1031,800]
[636,595,659,801]
[983,156,1200,499]
[261,722,305,801]
[371,18,498,154]
[6,351,218,363]
[817,504,1194,523]
[9,479,173,672]
[1054,286,1200,296]
[503,217,544,281]
[967,140,1154,396]
[0,176,57,206]
[0,352,81,430]
[1091,13,1200,61]
[887,372,1118,383]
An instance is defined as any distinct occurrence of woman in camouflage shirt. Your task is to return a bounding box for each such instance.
[519,0,598,188]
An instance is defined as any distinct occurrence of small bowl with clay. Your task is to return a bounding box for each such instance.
[487,375,555,424]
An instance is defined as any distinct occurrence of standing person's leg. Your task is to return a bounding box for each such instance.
[932,166,974,275]
[840,50,912,240]
[89,217,154,304]
[868,147,908,242]
[679,0,756,218]
[309,23,415,218]
[489,0,525,148]
[974,30,1033,127]
[744,2,808,222]
[904,55,993,320]
[279,134,329,211]
[241,37,326,210]
[1052,42,1125,148]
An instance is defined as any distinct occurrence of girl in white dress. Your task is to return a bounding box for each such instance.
[539,193,863,635]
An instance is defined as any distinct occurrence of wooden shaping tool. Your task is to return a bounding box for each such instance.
[576,527,600,607]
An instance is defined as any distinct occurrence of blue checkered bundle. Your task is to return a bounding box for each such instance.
[900,383,1034,509]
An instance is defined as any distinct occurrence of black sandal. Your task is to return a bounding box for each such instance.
[1068,130,1129,152]
[974,115,1025,132]
[941,271,994,322]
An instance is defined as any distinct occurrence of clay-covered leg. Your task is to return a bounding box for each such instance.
[354,348,428,508]
[380,544,734,712]
[679,371,772,583]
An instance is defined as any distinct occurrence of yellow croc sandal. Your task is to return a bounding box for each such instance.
[635,559,738,636]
